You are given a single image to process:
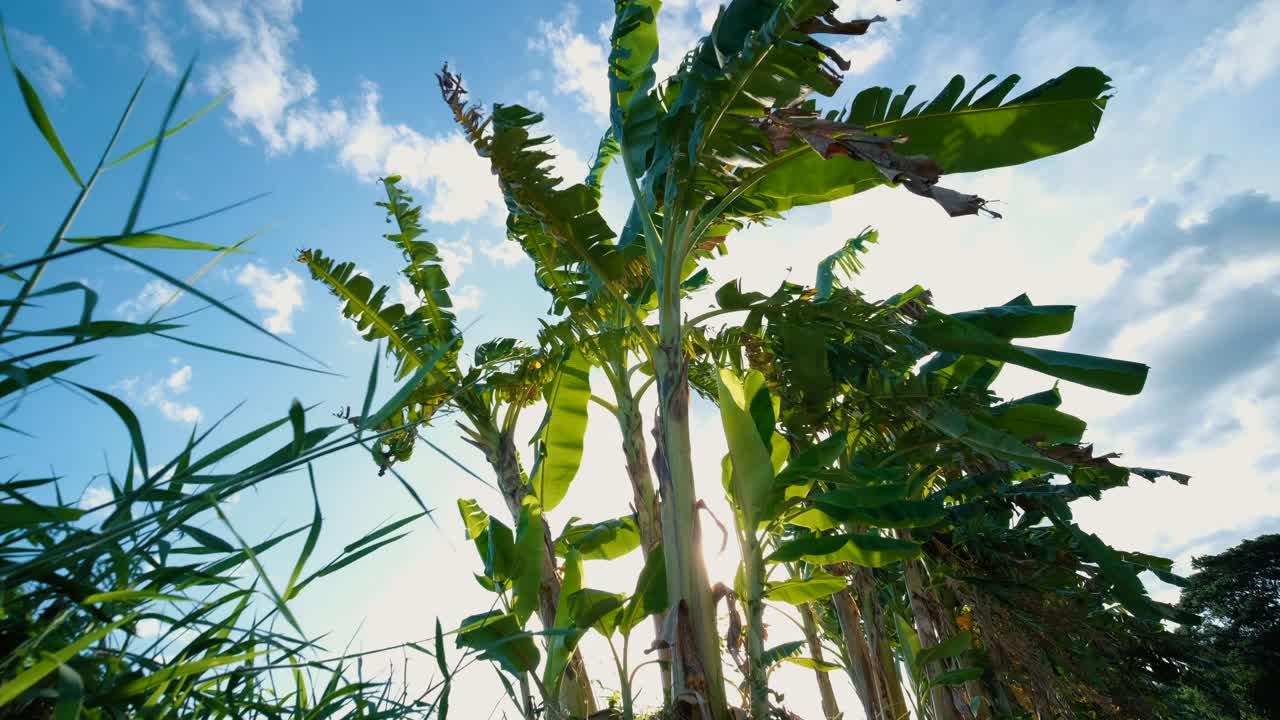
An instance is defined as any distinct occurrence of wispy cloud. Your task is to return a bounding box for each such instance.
[165,363,193,393]
[451,284,484,312]
[78,484,114,511]
[140,0,177,75]
[8,29,73,98]
[481,239,527,267]
[530,6,610,121]
[1074,191,1280,453]
[234,263,304,334]
[117,362,202,424]
[116,279,178,321]
[187,0,329,153]
[1198,0,1280,91]
[337,81,505,223]
[65,0,505,227]
[74,0,134,27]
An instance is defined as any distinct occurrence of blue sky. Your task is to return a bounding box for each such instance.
[4,1,1280,717]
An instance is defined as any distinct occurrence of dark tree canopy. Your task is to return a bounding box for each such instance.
[1177,534,1280,719]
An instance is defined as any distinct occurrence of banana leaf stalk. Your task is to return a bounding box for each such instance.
[610,357,674,700]
[799,602,842,720]
[469,422,599,718]
[832,587,879,720]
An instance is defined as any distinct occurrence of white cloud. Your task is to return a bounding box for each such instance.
[141,1,178,76]
[67,1,502,225]
[827,0,919,76]
[397,280,421,313]
[283,102,349,150]
[117,367,202,424]
[832,34,893,75]
[451,284,484,312]
[75,0,133,26]
[1142,0,1280,126]
[338,81,505,224]
[166,364,193,393]
[234,263,304,334]
[481,239,527,267]
[419,235,483,311]
[116,279,178,320]
[531,7,610,120]
[523,89,551,111]
[651,1,713,84]
[135,618,163,637]
[8,29,73,98]
[436,237,474,282]
[189,0,334,154]
[78,485,114,511]
[1201,0,1280,91]
[74,0,174,73]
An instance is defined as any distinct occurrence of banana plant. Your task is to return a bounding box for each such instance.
[300,177,600,717]
[453,496,553,718]
[551,545,669,720]
[437,1,1118,713]
[700,258,1193,719]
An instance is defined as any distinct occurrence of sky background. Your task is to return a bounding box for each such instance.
[3,0,1280,718]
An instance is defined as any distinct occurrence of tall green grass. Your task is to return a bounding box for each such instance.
[0,23,460,719]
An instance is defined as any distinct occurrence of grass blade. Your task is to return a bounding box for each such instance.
[74,384,150,479]
[213,505,305,637]
[101,247,328,369]
[147,230,260,322]
[66,233,247,252]
[342,512,426,554]
[357,344,380,439]
[418,433,495,490]
[284,465,323,600]
[292,534,411,597]
[361,338,457,430]
[0,62,145,335]
[0,195,270,278]
[1,17,82,186]
[123,58,194,234]
[106,89,229,168]
[0,614,134,705]
[0,357,92,401]
[154,333,340,376]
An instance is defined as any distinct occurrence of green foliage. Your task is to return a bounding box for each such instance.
[512,497,546,626]
[1174,534,1280,719]
[0,60,446,719]
[915,307,1149,395]
[2,17,81,186]
[717,368,779,524]
[607,0,662,172]
[455,612,540,675]
[770,532,923,567]
[850,67,1111,172]
[529,349,592,512]
[555,515,642,561]
[299,176,460,383]
[439,75,646,314]
[815,227,877,300]
[764,569,846,605]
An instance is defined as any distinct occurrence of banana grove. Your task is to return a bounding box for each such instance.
[296,3,1199,719]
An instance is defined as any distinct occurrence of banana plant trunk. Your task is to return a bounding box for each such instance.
[799,602,841,720]
[614,381,673,699]
[916,570,987,720]
[831,587,879,720]
[490,431,598,718]
[742,532,769,719]
[652,301,729,719]
[852,570,910,720]
[902,555,965,720]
